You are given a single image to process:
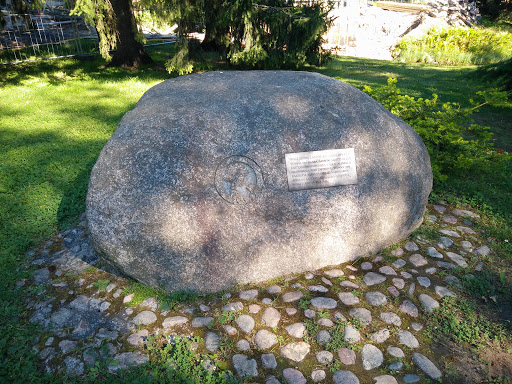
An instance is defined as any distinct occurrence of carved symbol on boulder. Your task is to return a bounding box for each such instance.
[215,155,263,204]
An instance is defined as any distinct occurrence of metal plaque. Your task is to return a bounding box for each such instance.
[285,148,357,191]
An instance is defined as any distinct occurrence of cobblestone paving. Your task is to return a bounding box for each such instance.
[23,202,488,382]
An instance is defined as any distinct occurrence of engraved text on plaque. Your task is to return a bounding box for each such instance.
[285,148,357,191]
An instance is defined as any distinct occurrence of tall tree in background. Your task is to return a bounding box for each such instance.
[73,0,152,67]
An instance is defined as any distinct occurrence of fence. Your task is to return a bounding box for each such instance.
[0,11,99,64]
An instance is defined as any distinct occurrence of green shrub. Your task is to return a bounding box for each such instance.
[476,56,512,92]
[393,27,512,65]
[362,78,507,181]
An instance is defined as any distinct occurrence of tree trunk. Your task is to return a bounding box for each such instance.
[109,0,153,68]
[201,2,229,52]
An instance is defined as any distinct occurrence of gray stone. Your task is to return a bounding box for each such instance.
[349,307,372,325]
[237,339,250,351]
[457,226,476,234]
[408,282,416,296]
[409,254,427,267]
[261,353,277,369]
[311,297,337,309]
[109,352,149,372]
[476,245,491,256]
[412,322,423,331]
[371,329,391,343]
[325,269,344,278]
[412,353,442,379]
[311,370,326,383]
[398,330,419,348]
[399,300,418,317]
[87,71,432,293]
[403,374,420,383]
[433,204,446,213]
[205,332,220,352]
[419,294,439,313]
[388,286,400,297]
[191,316,213,328]
[64,356,84,376]
[392,259,406,268]
[309,285,329,293]
[318,318,334,327]
[163,316,188,328]
[365,292,387,306]
[338,292,360,305]
[344,324,361,343]
[361,262,373,270]
[333,370,360,384]
[417,276,431,288]
[427,247,443,259]
[446,252,468,268]
[405,242,419,251]
[438,236,454,248]
[286,308,297,316]
[232,354,258,378]
[401,271,413,279]
[222,302,244,312]
[254,330,278,350]
[440,229,460,238]
[283,368,306,384]
[133,311,157,326]
[425,267,437,274]
[266,375,281,384]
[33,268,50,284]
[461,240,473,250]
[304,309,316,318]
[267,285,282,294]
[96,328,119,340]
[374,375,398,384]
[388,361,403,371]
[443,215,458,224]
[317,330,331,344]
[236,315,255,333]
[335,311,347,321]
[261,298,273,304]
[392,278,405,289]
[305,273,314,280]
[322,277,333,286]
[437,261,457,270]
[363,272,387,286]
[58,340,78,354]
[280,342,310,362]
[362,344,384,370]
[379,266,397,276]
[286,323,306,338]
[316,350,334,365]
[435,286,456,298]
[282,291,304,303]
[239,289,258,300]
[340,280,360,289]
[453,208,479,218]
[50,307,73,328]
[261,307,281,327]
[380,312,402,326]
[249,304,261,313]
[127,330,149,346]
[387,346,404,358]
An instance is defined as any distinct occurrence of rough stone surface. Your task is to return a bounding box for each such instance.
[286,323,306,338]
[205,332,220,352]
[280,342,311,362]
[162,316,188,328]
[412,353,442,379]
[398,330,419,348]
[339,292,360,305]
[365,292,387,306]
[236,315,255,333]
[87,71,432,293]
[254,330,278,350]
[316,350,334,365]
[133,311,157,326]
[232,354,258,378]
[399,300,419,317]
[261,307,281,327]
[374,375,398,384]
[363,272,387,286]
[311,297,337,309]
[419,294,439,313]
[387,346,404,358]
[380,312,402,326]
[261,353,277,369]
[311,370,326,383]
[283,368,306,384]
[338,347,357,365]
[349,307,372,325]
[362,344,384,370]
[333,370,360,384]
[344,324,361,343]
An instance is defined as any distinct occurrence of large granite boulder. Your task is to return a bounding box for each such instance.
[86,71,432,293]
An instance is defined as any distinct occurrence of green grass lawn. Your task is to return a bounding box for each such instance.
[1,47,511,381]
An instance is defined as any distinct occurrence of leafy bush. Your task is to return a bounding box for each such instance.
[362,78,507,182]
[393,27,512,65]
